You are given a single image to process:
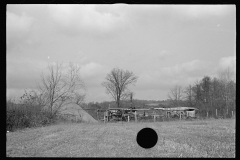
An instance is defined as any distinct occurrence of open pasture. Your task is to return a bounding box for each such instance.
[6,118,235,157]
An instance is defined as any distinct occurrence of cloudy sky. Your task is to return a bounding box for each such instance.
[7,4,236,103]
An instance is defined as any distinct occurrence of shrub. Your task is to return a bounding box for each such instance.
[6,99,58,132]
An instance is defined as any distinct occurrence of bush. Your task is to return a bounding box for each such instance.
[6,100,57,132]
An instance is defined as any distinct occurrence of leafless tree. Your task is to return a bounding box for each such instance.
[102,68,138,108]
[168,85,184,107]
[37,62,85,117]
[184,84,194,107]
[219,67,235,83]
[74,92,86,106]
[218,67,235,115]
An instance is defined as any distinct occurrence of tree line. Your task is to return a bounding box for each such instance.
[168,67,236,118]
[88,67,235,119]
[7,63,235,131]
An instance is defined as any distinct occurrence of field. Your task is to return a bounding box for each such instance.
[6,118,235,157]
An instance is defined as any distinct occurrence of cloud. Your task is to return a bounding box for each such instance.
[7,11,35,51]
[217,56,236,73]
[47,5,126,36]
[160,60,211,78]
[136,59,213,91]
[76,62,110,89]
[136,58,236,92]
[7,60,110,101]
[7,57,47,89]
[123,5,234,26]
[7,57,47,101]
[171,5,234,19]
[79,62,106,78]
[40,61,108,80]
[158,50,172,61]
[7,11,33,33]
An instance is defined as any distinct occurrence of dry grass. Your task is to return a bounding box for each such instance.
[6,119,235,157]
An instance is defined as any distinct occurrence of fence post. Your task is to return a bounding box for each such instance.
[135,111,137,122]
[104,113,106,123]
[97,110,98,121]
[216,109,217,118]
[128,115,130,122]
[167,111,170,121]
[104,111,108,123]
[107,111,109,122]
[153,111,156,122]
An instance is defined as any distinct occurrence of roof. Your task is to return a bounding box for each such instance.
[97,107,198,112]
[145,103,160,106]
[154,107,198,111]
[172,107,198,110]
[108,108,151,111]
[108,108,129,110]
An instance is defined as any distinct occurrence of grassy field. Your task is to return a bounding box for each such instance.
[6,118,235,157]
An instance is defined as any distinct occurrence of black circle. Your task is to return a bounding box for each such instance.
[136,127,158,149]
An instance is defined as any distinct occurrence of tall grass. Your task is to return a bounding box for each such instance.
[6,99,57,132]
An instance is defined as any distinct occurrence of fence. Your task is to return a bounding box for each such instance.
[84,108,236,123]
[197,109,235,119]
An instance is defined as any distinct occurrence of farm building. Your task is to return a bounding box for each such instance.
[164,107,199,119]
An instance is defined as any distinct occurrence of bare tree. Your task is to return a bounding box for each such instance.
[218,67,235,116]
[201,76,211,104]
[168,85,184,107]
[38,62,85,117]
[74,92,86,106]
[102,68,138,108]
[184,84,194,107]
[191,80,204,106]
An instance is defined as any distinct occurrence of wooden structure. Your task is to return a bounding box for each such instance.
[97,106,198,123]
[154,107,199,120]
[97,108,151,122]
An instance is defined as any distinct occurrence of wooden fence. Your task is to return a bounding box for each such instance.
[97,109,235,123]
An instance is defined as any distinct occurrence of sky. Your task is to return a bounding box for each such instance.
[7,4,236,103]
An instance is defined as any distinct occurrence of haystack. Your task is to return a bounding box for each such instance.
[59,103,98,123]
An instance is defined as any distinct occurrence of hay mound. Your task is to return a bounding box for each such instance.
[59,103,98,123]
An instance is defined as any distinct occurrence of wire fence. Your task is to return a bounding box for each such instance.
[197,109,235,119]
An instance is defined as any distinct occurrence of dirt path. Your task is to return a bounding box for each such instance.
[6,119,235,157]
